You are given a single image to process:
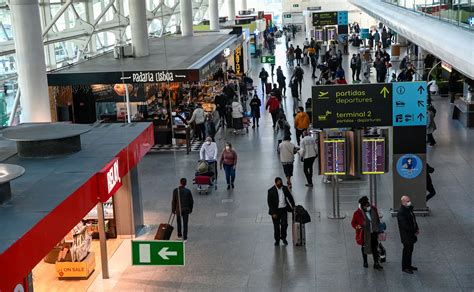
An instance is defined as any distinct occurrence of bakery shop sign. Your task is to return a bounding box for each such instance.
[97,158,122,202]
[125,70,195,83]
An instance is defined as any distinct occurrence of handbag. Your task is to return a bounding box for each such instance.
[378,232,387,242]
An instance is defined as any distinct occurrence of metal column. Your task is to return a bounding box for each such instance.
[9,0,52,123]
[97,202,109,279]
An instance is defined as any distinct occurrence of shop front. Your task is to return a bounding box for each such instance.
[47,32,244,151]
[0,122,153,292]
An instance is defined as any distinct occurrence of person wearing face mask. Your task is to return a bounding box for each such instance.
[200,136,218,177]
[267,177,295,246]
[219,143,238,190]
[397,195,419,274]
[351,196,383,270]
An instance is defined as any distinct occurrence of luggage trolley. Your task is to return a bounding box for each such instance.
[194,160,218,194]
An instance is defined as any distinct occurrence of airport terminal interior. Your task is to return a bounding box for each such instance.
[0,0,473,291]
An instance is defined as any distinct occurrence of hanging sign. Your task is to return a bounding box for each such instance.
[234,44,244,75]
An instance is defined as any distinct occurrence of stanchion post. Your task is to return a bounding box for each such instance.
[328,175,345,219]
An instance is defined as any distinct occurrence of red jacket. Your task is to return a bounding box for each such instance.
[351,206,378,245]
[266,96,280,113]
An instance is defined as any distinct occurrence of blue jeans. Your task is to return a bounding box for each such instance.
[223,164,236,185]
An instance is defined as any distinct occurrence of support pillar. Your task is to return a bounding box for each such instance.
[9,0,51,123]
[238,0,247,11]
[305,13,313,39]
[417,46,425,81]
[129,0,149,57]
[180,0,193,36]
[209,0,219,31]
[227,0,236,22]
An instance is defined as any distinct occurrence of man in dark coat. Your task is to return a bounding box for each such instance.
[172,178,194,241]
[397,195,419,274]
[267,177,295,246]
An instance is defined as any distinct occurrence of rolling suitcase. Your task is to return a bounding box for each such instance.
[155,213,175,240]
[292,221,306,246]
[265,82,272,95]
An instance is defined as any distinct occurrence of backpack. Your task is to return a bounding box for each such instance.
[294,205,311,224]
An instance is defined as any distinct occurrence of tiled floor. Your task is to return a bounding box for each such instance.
[89,32,474,292]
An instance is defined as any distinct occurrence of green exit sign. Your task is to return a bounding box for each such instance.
[261,55,275,64]
[132,240,185,266]
[293,4,299,8]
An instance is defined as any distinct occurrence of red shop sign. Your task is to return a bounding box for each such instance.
[97,157,122,202]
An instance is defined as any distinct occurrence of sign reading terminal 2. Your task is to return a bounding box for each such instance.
[312,84,393,128]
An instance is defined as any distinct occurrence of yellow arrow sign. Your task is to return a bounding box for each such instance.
[380,87,390,98]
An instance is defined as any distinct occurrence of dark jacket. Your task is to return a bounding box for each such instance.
[397,205,419,245]
[172,186,194,215]
[267,185,295,215]
[250,97,261,118]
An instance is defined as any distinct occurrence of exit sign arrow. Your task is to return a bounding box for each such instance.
[158,247,177,260]
[261,55,275,64]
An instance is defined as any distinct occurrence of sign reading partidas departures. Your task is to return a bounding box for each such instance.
[312,84,393,128]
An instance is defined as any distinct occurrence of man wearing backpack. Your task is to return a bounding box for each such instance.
[292,65,304,94]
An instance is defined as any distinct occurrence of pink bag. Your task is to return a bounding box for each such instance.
[378,232,387,242]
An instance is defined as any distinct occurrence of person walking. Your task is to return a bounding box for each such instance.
[290,78,300,114]
[188,104,206,141]
[299,130,318,187]
[351,196,383,271]
[214,94,228,128]
[276,115,291,152]
[294,45,303,66]
[204,114,216,141]
[292,65,304,94]
[350,54,358,82]
[427,105,437,146]
[355,53,362,81]
[172,178,194,241]
[397,195,419,274]
[279,136,298,188]
[219,142,238,190]
[231,98,244,134]
[294,107,310,146]
[200,136,218,178]
[276,66,287,96]
[426,163,436,201]
[259,68,269,95]
[249,93,262,128]
[267,177,295,246]
[266,94,281,128]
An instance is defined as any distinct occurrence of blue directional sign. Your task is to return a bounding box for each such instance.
[392,82,427,127]
[337,11,348,25]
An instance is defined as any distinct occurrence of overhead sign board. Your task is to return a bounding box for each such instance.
[324,138,346,175]
[392,82,427,127]
[307,6,322,11]
[132,241,185,266]
[312,84,393,128]
[362,137,386,174]
[312,11,338,26]
[261,55,275,64]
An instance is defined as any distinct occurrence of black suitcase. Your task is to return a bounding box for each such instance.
[155,213,175,240]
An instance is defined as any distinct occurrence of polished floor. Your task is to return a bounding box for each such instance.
[89,33,474,292]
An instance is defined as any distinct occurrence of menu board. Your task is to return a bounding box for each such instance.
[362,137,386,174]
[324,138,346,175]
